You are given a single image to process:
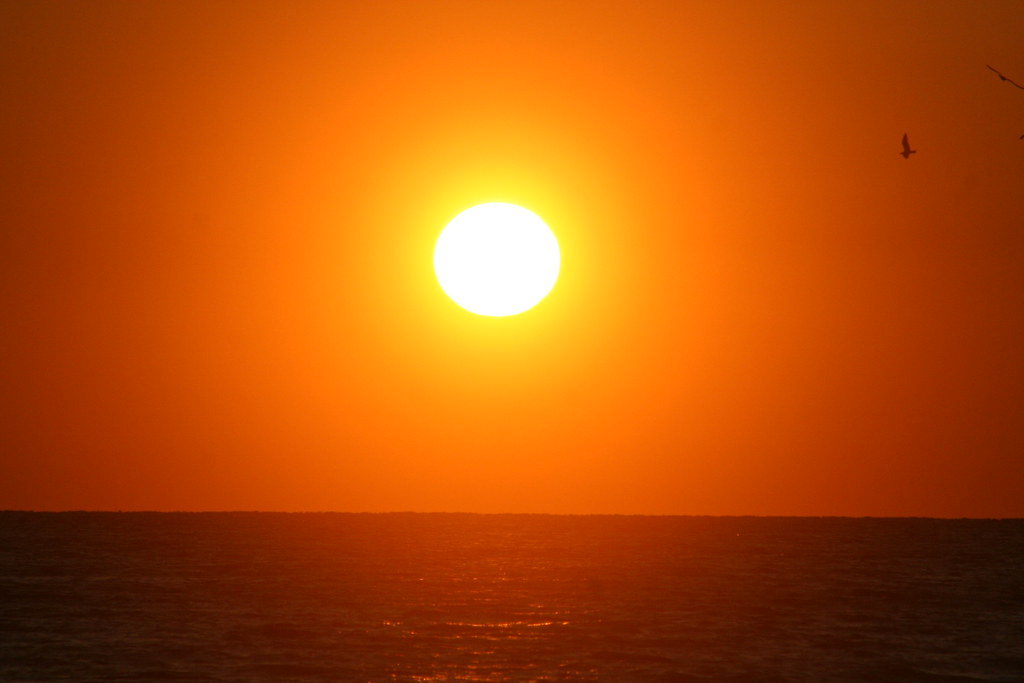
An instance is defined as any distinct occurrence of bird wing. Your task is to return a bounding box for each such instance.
[988,64,1024,90]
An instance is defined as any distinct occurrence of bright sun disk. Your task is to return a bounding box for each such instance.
[434,203,560,317]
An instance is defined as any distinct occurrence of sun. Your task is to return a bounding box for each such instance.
[434,203,560,317]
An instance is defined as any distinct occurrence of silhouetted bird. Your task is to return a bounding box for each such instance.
[987,64,1024,90]
[900,133,916,159]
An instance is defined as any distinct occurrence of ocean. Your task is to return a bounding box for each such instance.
[1,512,1022,682]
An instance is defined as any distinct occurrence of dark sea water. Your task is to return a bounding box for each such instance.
[1,513,1022,682]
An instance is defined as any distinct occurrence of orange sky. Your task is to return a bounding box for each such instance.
[3,0,1023,516]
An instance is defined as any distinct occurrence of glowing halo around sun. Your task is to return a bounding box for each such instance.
[433,203,560,317]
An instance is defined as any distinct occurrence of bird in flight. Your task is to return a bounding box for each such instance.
[987,65,1024,138]
[900,133,916,159]
[987,64,1024,90]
